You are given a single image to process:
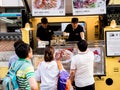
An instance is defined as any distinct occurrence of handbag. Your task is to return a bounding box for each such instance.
[56,60,72,90]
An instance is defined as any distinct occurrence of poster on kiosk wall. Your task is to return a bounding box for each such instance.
[32,0,65,16]
[72,0,106,15]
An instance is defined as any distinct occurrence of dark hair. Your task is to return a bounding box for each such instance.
[77,40,88,52]
[71,18,78,23]
[41,17,48,24]
[44,46,54,62]
[14,40,24,49]
[15,43,31,59]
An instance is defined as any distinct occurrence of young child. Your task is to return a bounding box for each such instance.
[14,43,38,90]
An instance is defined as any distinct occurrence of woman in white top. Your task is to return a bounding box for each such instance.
[35,46,59,90]
[70,40,95,90]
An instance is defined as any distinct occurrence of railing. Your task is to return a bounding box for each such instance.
[0,32,21,40]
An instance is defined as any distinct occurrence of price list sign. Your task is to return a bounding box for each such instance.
[105,31,120,57]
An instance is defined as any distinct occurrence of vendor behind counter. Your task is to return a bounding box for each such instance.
[36,17,54,44]
[63,18,85,41]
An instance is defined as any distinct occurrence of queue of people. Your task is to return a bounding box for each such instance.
[2,17,95,90]
[4,39,94,90]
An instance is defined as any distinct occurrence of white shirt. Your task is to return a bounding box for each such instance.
[70,49,95,87]
[35,60,59,90]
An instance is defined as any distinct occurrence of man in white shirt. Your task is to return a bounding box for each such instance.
[70,40,95,90]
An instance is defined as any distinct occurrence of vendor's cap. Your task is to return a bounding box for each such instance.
[41,17,48,24]
[71,18,78,23]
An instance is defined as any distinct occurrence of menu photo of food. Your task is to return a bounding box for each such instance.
[34,0,64,9]
[73,0,106,8]
[32,0,65,16]
[72,0,106,15]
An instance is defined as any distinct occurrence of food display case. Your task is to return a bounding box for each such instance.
[88,40,105,76]
[33,40,105,76]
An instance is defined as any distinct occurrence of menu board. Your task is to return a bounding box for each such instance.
[32,0,65,16]
[105,31,120,57]
[72,0,106,15]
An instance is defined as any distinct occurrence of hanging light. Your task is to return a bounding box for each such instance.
[24,22,31,31]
